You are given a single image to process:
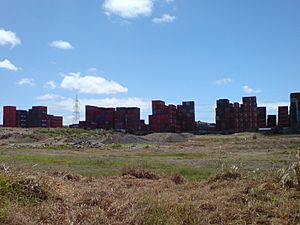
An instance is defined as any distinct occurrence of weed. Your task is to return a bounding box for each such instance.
[0,175,48,204]
[170,173,185,184]
[109,143,123,149]
[135,196,199,225]
[121,167,159,180]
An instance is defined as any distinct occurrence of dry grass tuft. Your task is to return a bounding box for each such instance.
[121,167,160,180]
[170,173,185,185]
[0,169,300,225]
[52,171,81,181]
[210,170,241,182]
[277,150,300,190]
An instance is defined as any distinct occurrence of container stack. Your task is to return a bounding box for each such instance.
[278,106,289,128]
[96,108,115,130]
[290,92,300,128]
[176,105,184,132]
[114,107,126,130]
[182,101,196,131]
[267,115,277,128]
[233,102,243,132]
[241,97,258,131]
[85,106,101,129]
[216,99,235,131]
[124,107,140,132]
[3,106,17,127]
[16,110,28,128]
[149,100,169,132]
[28,106,48,128]
[48,115,63,128]
[257,107,267,128]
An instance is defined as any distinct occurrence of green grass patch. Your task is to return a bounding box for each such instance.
[0,175,47,205]
[127,152,207,160]
[33,128,101,137]
[135,196,199,225]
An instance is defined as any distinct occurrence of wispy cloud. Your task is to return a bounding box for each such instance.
[50,40,73,50]
[215,78,232,85]
[17,78,35,86]
[43,81,57,89]
[0,59,18,71]
[103,0,154,18]
[36,94,63,101]
[60,72,128,94]
[152,14,176,23]
[88,67,97,74]
[243,85,261,94]
[0,28,21,48]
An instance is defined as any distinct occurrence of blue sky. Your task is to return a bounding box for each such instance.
[1,0,300,124]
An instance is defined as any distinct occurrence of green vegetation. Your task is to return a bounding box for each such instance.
[136,196,199,225]
[33,128,102,137]
[0,151,215,180]
[0,175,47,204]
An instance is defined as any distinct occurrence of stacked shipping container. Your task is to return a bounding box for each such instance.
[290,93,300,128]
[216,97,261,132]
[182,101,196,131]
[257,107,267,128]
[241,97,258,131]
[278,106,289,128]
[267,115,277,128]
[216,99,235,131]
[149,100,196,132]
[85,106,115,130]
[3,106,17,127]
[3,106,63,128]
[16,110,28,128]
[85,106,142,131]
[28,106,48,128]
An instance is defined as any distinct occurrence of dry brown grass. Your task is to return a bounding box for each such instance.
[121,167,160,180]
[0,168,300,225]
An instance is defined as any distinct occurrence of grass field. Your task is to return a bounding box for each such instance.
[0,132,299,179]
[1,129,300,224]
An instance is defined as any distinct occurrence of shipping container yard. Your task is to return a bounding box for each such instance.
[2,92,300,133]
[3,106,63,128]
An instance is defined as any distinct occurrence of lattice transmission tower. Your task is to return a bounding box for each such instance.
[73,95,80,124]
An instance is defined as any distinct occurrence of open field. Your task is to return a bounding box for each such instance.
[0,128,300,224]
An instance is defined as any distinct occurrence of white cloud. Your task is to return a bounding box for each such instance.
[215,78,232,85]
[60,72,128,94]
[36,94,63,101]
[243,85,261,94]
[88,67,97,73]
[17,78,35,86]
[0,59,18,71]
[50,40,73,50]
[258,101,290,115]
[0,28,21,48]
[103,0,154,18]
[43,81,57,89]
[152,14,176,23]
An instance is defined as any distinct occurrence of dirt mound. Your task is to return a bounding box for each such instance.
[119,134,151,144]
[144,133,190,143]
